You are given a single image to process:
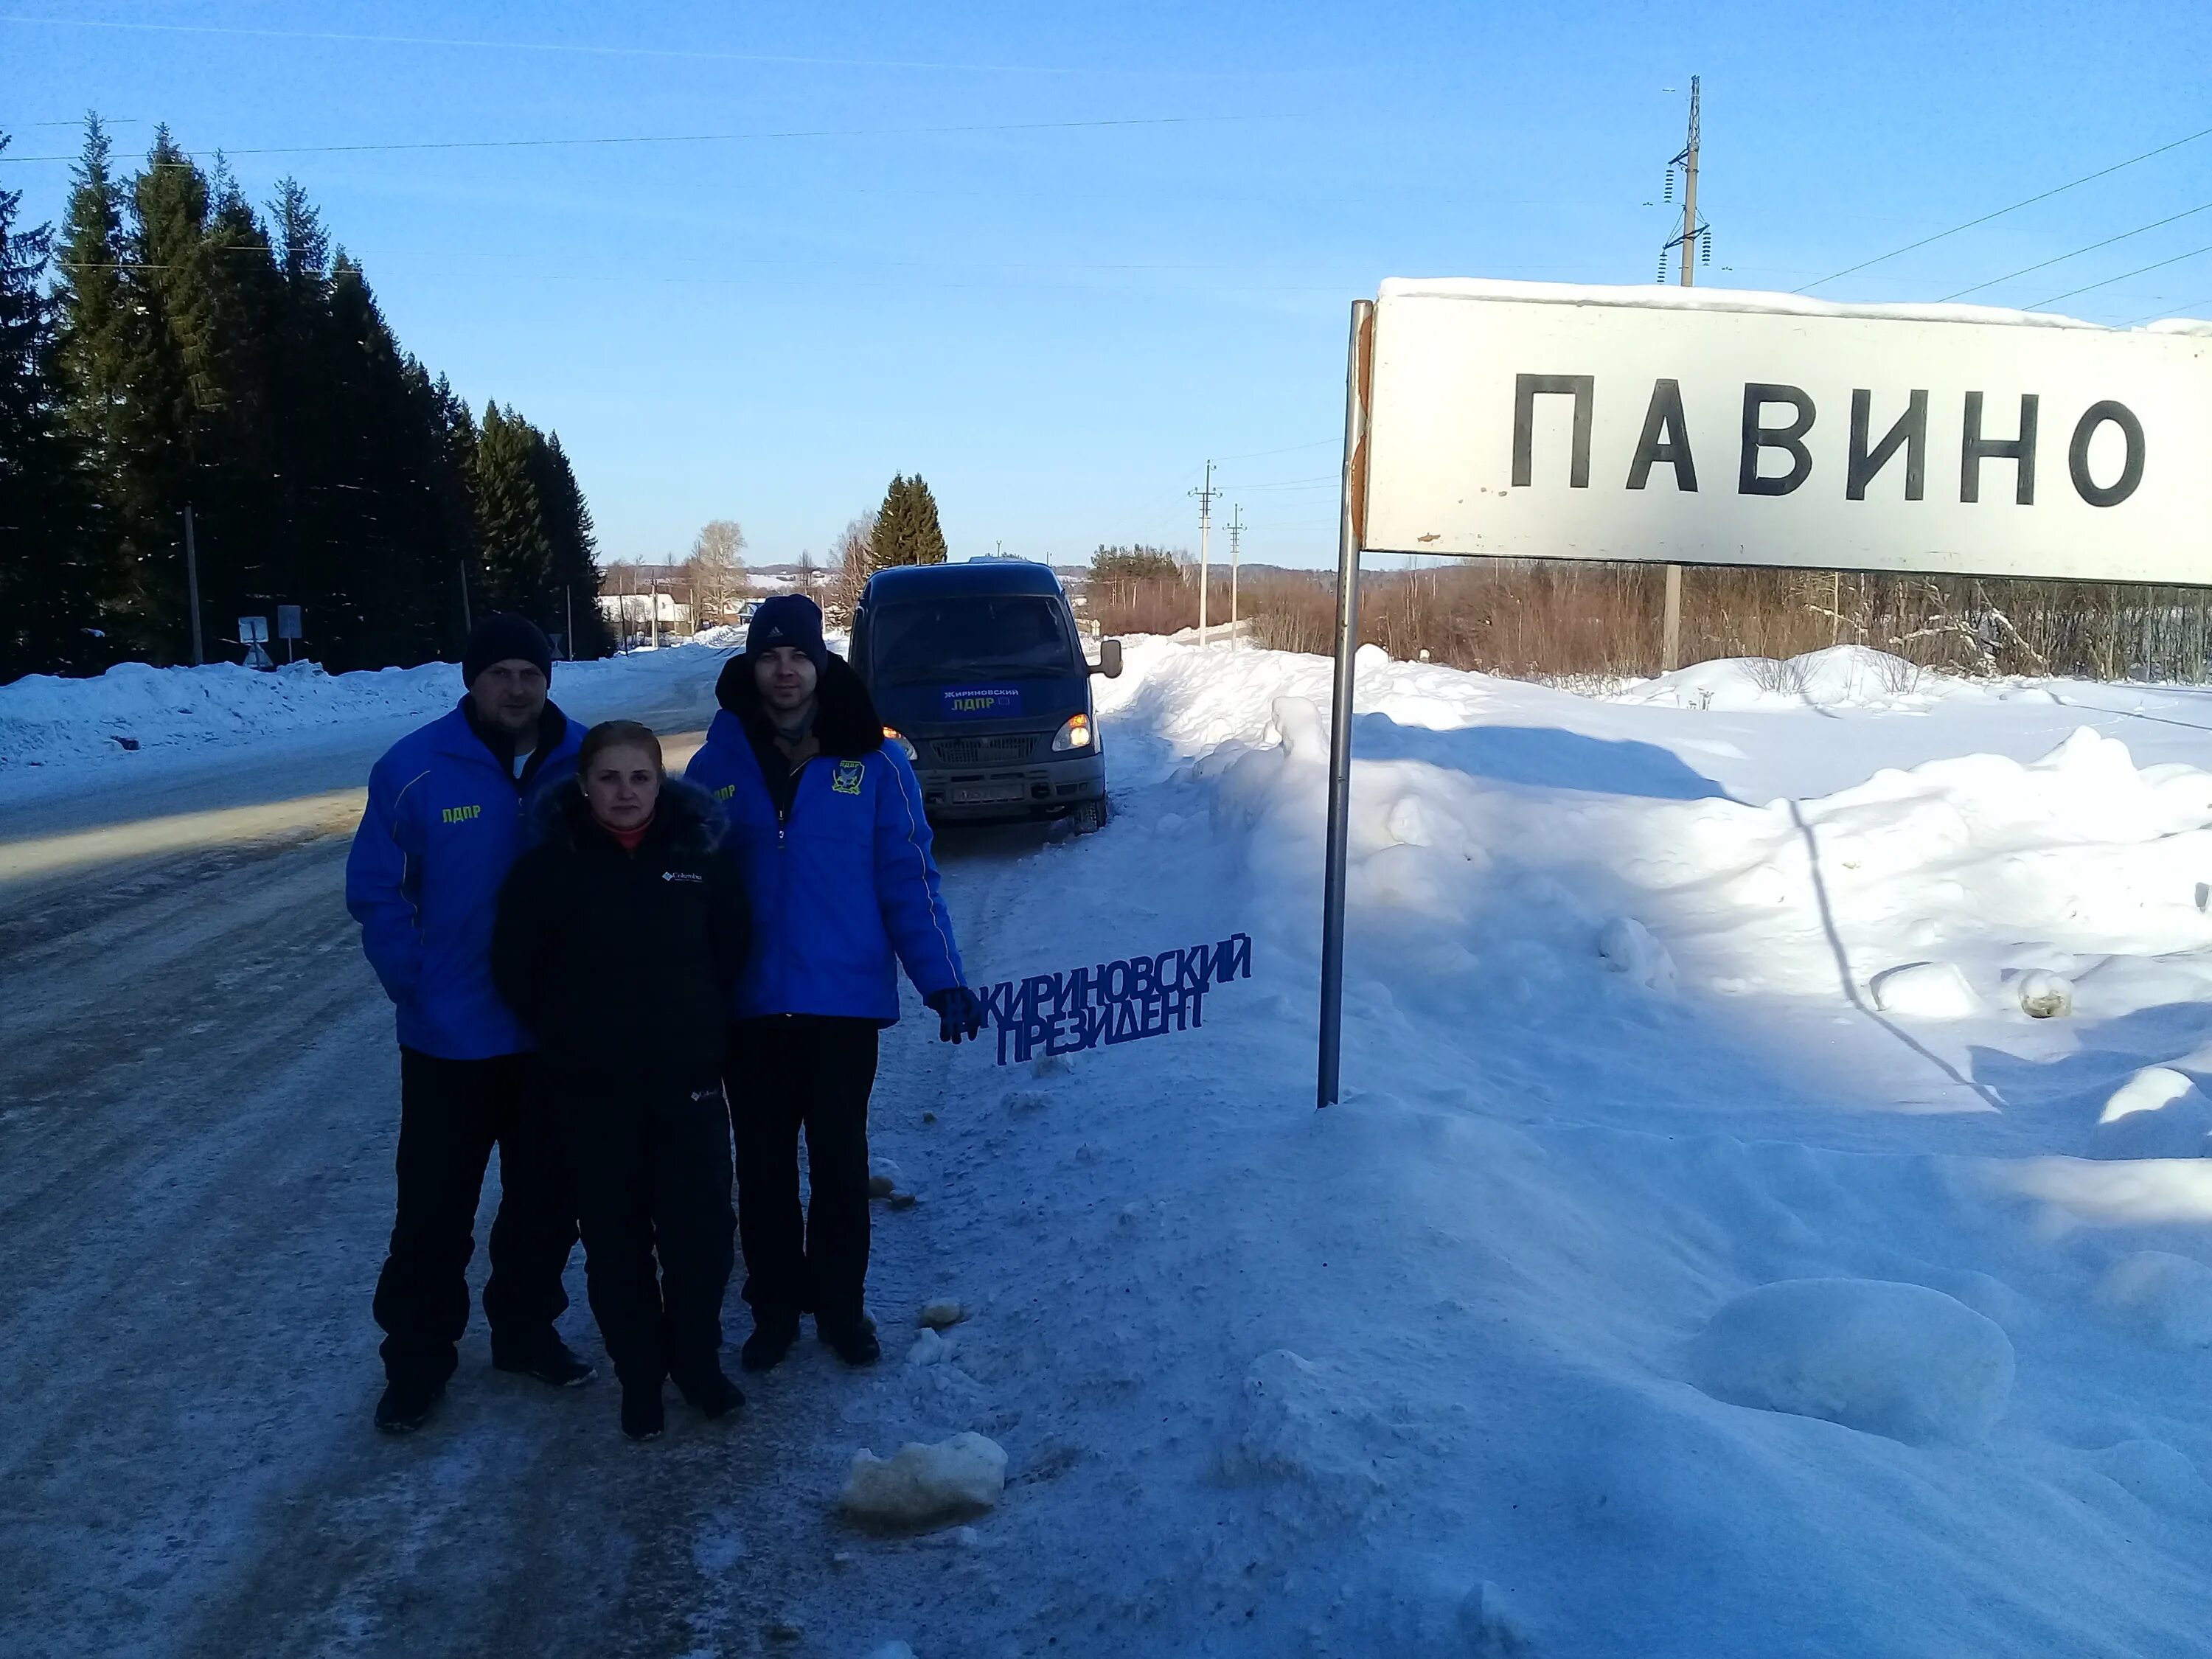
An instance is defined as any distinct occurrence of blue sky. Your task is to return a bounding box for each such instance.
[4,1,2208,568]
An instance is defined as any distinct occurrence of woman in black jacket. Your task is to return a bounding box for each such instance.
[493,720,750,1441]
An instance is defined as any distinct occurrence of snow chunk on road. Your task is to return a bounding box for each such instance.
[2015,970,2074,1019]
[839,1433,1006,1531]
[2095,1252,2212,1349]
[1871,961,1983,1019]
[2091,1068,2212,1161]
[1689,1278,2015,1444]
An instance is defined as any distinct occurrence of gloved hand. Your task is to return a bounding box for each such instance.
[925,985,987,1045]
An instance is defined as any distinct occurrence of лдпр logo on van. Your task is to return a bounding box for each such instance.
[941,686,1021,717]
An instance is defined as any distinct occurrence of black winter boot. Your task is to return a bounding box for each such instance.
[740,1318,800,1373]
[819,1315,880,1367]
[674,1365,746,1419]
[375,1375,445,1433]
[492,1335,597,1388]
[621,1381,665,1441]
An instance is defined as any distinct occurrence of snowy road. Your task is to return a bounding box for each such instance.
[0,648,1020,1657]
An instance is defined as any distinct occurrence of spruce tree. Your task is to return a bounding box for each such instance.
[871,473,949,568]
[473,402,554,619]
[0,129,91,679]
[51,115,149,657]
[529,431,613,656]
[25,117,611,678]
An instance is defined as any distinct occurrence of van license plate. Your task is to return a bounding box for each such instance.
[953,782,1026,804]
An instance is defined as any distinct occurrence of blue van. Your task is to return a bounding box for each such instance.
[850,560,1123,832]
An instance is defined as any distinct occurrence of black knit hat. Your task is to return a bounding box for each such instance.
[745,594,829,673]
[463,613,554,688]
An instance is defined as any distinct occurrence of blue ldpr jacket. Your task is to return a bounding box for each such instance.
[345,700,583,1059]
[684,655,965,1024]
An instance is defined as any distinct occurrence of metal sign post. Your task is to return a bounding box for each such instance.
[1315,299,1374,1108]
[239,614,274,671]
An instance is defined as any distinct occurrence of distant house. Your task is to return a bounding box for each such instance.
[597,590,692,644]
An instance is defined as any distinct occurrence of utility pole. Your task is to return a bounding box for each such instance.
[1227,504,1243,648]
[458,558,473,633]
[182,505,205,666]
[1657,74,1711,673]
[1190,461,1218,645]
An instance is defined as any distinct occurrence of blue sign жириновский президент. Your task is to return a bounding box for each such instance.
[978,934,1252,1065]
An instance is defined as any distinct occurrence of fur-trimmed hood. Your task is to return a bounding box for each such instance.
[714,650,885,759]
[529,770,727,856]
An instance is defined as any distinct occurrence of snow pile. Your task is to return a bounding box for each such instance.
[838,1433,1007,1531]
[872,632,2212,1655]
[0,639,737,772]
[1621,645,1965,712]
[1871,961,1982,1018]
[2090,1068,2212,1161]
[0,658,456,768]
[1688,1279,2015,1443]
[2094,1253,2212,1348]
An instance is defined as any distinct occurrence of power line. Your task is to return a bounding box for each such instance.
[1212,437,1335,462]
[1794,122,2212,293]
[0,111,1273,167]
[0,12,1096,74]
[2031,242,2212,309]
[1939,199,2212,301]
[2119,293,2212,326]
[1214,470,1336,490]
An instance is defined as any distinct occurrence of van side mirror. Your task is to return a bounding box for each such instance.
[1092,638,1124,679]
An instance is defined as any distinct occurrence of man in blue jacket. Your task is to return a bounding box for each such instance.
[686,595,984,1370]
[345,613,594,1432]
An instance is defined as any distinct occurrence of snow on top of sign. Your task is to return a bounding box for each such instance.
[1377,276,2201,333]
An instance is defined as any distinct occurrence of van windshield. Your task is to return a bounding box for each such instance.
[869,596,1079,686]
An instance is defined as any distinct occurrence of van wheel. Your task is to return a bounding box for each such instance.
[1070,796,1110,835]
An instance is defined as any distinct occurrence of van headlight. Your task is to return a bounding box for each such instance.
[1051,714,1093,752]
[883,726,917,760]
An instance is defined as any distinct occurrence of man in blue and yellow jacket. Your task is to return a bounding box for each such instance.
[345,613,592,1433]
[686,594,984,1370]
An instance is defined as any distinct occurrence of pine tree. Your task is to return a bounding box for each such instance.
[0,128,91,679]
[530,430,613,657]
[51,114,149,657]
[26,117,611,679]
[473,401,554,618]
[871,473,948,568]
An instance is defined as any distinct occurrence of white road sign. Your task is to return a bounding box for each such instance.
[1361,279,2212,584]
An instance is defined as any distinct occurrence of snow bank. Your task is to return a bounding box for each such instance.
[1689,1279,2015,1443]
[2090,1068,2212,1161]
[0,639,736,773]
[1620,645,1965,712]
[1871,961,1983,1019]
[2094,1252,2212,1349]
[931,632,2212,1654]
[0,658,456,769]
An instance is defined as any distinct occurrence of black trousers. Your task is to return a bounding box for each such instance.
[727,1016,880,1333]
[554,1079,736,1388]
[372,1048,578,1388]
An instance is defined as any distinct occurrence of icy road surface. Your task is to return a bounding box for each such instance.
[7,637,2212,1656]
